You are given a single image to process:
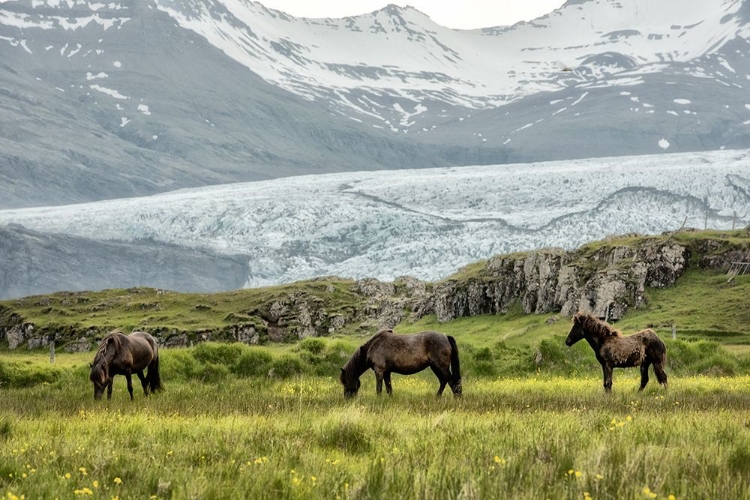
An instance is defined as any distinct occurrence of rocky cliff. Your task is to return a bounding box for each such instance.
[1,229,748,350]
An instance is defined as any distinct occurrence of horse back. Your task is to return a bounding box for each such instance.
[120,332,157,371]
[637,328,667,360]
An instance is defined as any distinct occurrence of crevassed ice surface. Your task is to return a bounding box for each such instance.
[0,149,748,286]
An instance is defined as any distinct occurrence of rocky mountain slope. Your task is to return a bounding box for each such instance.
[3,0,750,207]
[2,229,748,350]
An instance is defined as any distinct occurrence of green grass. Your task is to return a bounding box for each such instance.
[2,365,750,500]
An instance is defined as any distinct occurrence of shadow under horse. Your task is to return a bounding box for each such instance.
[89,331,162,400]
[565,312,668,392]
[339,329,461,398]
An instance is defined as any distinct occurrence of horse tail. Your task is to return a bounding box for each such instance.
[447,336,462,394]
[652,333,668,387]
[148,349,163,392]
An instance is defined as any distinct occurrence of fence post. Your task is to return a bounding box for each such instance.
[671,323,676,340]
[50,342,55,364]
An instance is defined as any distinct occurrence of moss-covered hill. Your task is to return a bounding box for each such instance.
[1,229,749,353]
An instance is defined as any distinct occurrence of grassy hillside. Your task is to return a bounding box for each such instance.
[0,278,362,334]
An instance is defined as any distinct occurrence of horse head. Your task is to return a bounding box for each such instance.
[89,360,108,400]
[565,314,587,346]
[90,335,117,400]
[339,367,361,399]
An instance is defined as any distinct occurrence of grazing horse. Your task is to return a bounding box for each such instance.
[565,312,668,392]
[339,329,461,398]
[89,331,162,400]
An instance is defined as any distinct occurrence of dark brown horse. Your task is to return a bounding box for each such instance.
[565,313,668,392]
[339,329,461,398]
[89,331,162,400]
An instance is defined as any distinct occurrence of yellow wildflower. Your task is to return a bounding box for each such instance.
[65,473,71,479]
[113,477,122,485]
[575,471,582,478]
[79,468,87,476]
[92,481,99,489]
[595,474,604,480]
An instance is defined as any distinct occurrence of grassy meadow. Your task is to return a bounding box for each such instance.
[1,269,750,499]
[1,361,750,500]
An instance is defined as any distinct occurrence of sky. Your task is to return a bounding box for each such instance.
[257,1,567,30]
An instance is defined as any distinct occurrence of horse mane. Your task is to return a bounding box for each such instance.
[574,313,621,339]
[342,329,392,378]
[90,331,124,381]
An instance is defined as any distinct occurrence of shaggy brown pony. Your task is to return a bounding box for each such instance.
[339,330,461,398]
[565,313,668,392]
[89,331,161,400]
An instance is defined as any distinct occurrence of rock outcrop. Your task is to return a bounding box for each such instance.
[432,240,691,322]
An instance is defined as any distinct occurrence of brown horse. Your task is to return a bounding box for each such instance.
[339,329,461,398]
[89,331,162,400]
[565,313,668,392]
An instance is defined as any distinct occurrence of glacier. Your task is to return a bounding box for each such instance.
[0,149,748,288]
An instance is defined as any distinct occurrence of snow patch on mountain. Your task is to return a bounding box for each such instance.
[89,84,128,99]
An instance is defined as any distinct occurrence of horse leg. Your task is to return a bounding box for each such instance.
[639,360,651,391]
[125,370,134,401]
[384,372,393,396]
[430,365,449,397]
[106,379,113,400]
[374,368,384,396]
[136,370,149,396]
[654,363,668,389]
[602,364,613,393]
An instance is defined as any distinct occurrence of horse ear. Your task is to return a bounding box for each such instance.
[340,368,345,374]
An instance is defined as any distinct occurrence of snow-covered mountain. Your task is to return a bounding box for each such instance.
[153,0,750,130]
[1,149,748,294]
[3,0,750,208]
